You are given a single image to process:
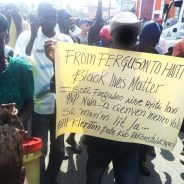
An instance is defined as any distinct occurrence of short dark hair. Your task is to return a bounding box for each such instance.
[0,124,23,184]
[58,9,71,20]
[38,2,57,16]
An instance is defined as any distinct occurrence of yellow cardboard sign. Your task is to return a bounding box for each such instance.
[55,42,184,151]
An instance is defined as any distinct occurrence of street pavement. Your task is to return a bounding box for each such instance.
[46,132,184,184]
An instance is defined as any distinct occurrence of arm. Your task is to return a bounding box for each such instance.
[25,37,36,56]
[19,98,34,126]
[95,0,102,22]
[25,17,41,56]
[19,61,34,126]
[87,27,94,45]
[88,0,103,45]
[44,36,73,92]
[44,40,56,92]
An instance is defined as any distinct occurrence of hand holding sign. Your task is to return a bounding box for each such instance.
[44,40,56,64]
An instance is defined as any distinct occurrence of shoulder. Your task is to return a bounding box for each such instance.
[5,46,13,57]
[9,57,32,71]
[57,33,73,43]
[19,30,31,38]
[72,26,81,35]
[74,33,80,38]
[22,21,30,31]
[15,31,31,45]
[175,38,184,45]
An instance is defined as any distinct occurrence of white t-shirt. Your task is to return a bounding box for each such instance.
[159,37,168,54]
[155,43,164,54]
[14,29,73,114]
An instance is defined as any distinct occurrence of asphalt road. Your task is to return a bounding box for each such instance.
[46,132,184,184]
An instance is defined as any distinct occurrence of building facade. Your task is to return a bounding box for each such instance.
[136,0,170,21]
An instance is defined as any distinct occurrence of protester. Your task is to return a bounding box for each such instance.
[136,20,162,177]
[0,13,34,129]
[14,3,72,184]
[85,12,142,184]
[71,17,81,35]
[88,0,105,45]
[58,9,78,43]
[93,25,112,48]
[3,3,30,48]
[74,19,90,44]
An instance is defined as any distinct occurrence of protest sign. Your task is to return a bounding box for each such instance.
[55,42,184,150]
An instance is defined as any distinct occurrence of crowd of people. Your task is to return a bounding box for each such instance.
[0,0,184,184]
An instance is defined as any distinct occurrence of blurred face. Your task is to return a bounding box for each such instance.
[39,8,57,33]
[112,26,139,50]
[58,13,72,30]
[80,23,90,32]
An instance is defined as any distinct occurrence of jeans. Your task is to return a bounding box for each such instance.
[32,111,64,184]
[86,145,138,184]
[139,145,150,163]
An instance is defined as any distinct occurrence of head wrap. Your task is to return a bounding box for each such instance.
[139,21,161,46]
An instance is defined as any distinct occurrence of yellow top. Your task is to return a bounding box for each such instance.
[8,18,30,48]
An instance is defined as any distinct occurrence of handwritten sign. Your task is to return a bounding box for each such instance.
[55,42,184,151]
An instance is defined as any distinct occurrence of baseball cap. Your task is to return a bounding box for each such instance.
[79,19,90,26]
[109,12,142,35]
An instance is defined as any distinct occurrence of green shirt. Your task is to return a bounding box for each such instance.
[0,57,34,111]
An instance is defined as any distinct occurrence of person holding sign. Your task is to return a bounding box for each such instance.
[43,11,143,184]
[84,12,142,184]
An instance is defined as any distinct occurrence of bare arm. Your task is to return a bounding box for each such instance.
[95,0,102,22]
[25,17,41,56]
[25,37,36,56]
[19,98,34,126]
